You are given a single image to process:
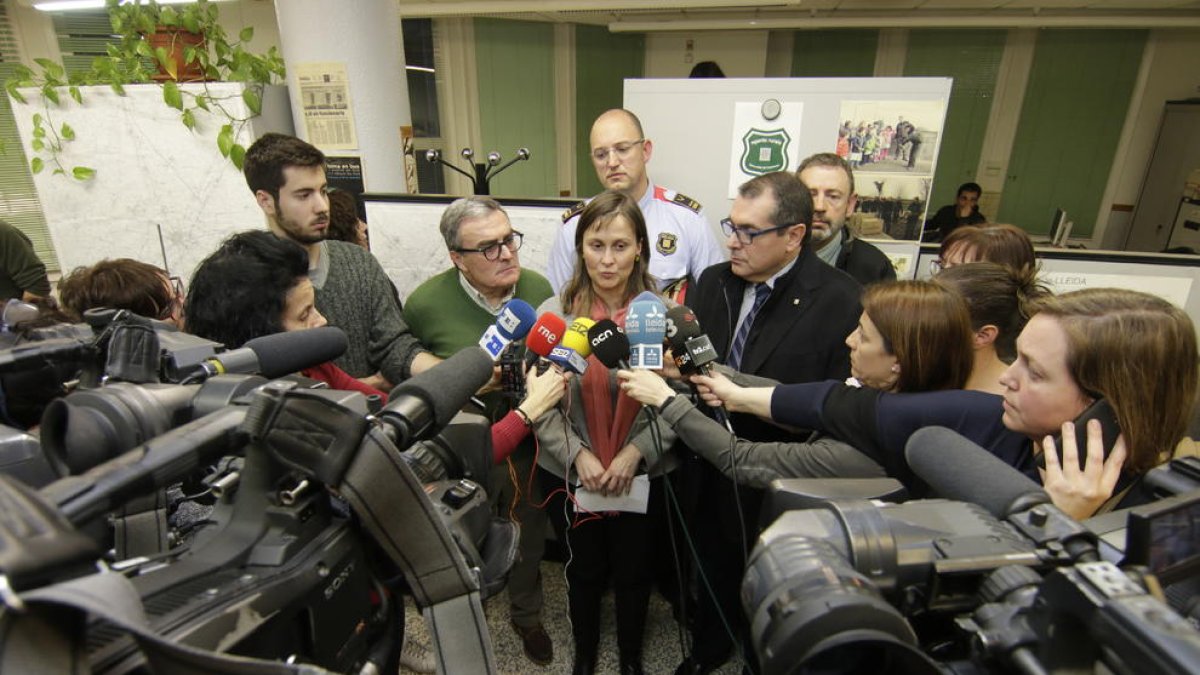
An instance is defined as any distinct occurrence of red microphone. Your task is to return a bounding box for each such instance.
[524,312,567,368]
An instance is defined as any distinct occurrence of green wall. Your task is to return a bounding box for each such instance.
[904,29,1006,212]
[574,25,644,197]
[473,18,557,197]
[790,30,878,77]
[997,29,1146,236]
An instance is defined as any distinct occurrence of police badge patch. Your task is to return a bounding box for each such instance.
[741,128,791,175]
[657,232,678,255]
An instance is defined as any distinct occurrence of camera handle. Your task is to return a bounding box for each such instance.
[246,386,498,674]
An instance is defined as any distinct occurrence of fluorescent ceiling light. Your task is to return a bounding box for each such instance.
[34,0,229,11]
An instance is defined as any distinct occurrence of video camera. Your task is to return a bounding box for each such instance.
[0,332,515,674]
[743,427,1200,675]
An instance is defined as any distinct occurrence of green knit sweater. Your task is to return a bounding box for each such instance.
[404,267,553,359]
[313,240,424,383]
[405,268,552,419]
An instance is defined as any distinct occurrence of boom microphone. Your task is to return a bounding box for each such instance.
[905,426,1050,518]
[587,319,630,370]
[190,327,348,380]
[377,346,496,449]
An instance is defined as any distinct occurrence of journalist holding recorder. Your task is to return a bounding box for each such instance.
[683,287,1197,519]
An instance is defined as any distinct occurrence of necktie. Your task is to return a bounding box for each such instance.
[727,282,770,371]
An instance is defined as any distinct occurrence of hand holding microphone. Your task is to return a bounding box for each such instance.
[517,362,569,423]
[617,368,676,408]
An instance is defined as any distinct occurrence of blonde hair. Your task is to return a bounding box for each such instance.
[862,281,974,392]
[1030,288,1199,473]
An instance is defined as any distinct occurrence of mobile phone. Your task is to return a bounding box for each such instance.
[1037,397,1121,470]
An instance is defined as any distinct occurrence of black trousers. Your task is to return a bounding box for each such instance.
[685,459,761,669]
[540,469,663,660]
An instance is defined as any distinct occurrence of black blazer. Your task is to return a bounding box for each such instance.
[691,246,863,442]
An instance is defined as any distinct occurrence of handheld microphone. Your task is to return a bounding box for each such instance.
[190,327,348,380]
[548,325,593,374]
[665,305,702,375]
[587,319,630,370]
[905,426,1050,519]
[566,317,596,347]
[478,299,537,360]
[664,304,732,429]
[378,346,497,450]
[625,297,667,369]
[524,312,567,369]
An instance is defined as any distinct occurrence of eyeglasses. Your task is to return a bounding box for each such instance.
[455,231,524,261]
[168,275,184,299]
[720,218,793,246]
[929,258,947,275]
[591,139,645,164]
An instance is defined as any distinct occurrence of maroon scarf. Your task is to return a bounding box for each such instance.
[581,297,641,469]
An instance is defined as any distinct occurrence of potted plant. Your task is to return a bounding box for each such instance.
[4,0,286,178]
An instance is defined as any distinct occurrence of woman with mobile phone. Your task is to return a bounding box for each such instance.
[688,288,1197,519]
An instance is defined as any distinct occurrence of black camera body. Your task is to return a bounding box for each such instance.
[743,476,1200,675]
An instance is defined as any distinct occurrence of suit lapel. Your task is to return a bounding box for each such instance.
[741,252,823,375]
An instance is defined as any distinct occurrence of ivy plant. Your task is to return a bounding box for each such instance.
[3,0,286,179]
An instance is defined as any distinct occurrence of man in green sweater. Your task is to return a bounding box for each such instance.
[404,197,555,666]
[243,134,438,388]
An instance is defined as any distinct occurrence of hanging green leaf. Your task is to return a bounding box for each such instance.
[217,124,234,157]
[184,46,197,65]
[31,157,43,174]
[72,166,96,181]
[41,85,60,105]
[181,108,195,130]
[68,86,82,104]
[6,82,26,105]
[194,95,210,111]
[230,143,246,170]
[60,123,75,141]
[163,81,183,110]
[110,82,125,96]
[239,26,254,42]
[33,58,64,81]
[242,88,261,115]
[31,139,44,152]
[159,6,179,27]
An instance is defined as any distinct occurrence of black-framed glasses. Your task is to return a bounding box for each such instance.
[720,218,793,245]
[455,231,524,261]
[591,139,645,163]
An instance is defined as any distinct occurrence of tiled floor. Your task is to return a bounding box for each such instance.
[401,560,747,674]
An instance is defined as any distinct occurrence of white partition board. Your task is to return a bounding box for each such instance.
[10,83,293,282]
[365,199,569,300]
[624,77,952,243]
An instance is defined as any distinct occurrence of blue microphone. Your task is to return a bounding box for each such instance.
[478,298,537,360]
[625,296,667,370]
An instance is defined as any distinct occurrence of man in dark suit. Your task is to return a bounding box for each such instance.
[677,171,862,674]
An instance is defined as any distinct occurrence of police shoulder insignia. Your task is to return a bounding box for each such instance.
[671,192,702,214]
[562,201,586,223]
[657,232,678,255]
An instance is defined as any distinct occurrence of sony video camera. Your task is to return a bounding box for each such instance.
[742,427,1200,675]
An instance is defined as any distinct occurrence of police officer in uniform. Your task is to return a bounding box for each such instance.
[547,109,724,295]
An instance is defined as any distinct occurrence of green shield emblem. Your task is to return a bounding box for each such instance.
[740,128,791,175]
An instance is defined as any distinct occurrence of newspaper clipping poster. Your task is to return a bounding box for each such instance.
[296,62,358,150]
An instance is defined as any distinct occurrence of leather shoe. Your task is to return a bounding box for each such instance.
[511,620,553,666]
[674,656,716,675]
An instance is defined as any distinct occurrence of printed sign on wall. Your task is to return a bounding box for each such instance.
[728,100,803,198]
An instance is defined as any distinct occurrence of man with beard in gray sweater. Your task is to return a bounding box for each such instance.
[243,134,439,389]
